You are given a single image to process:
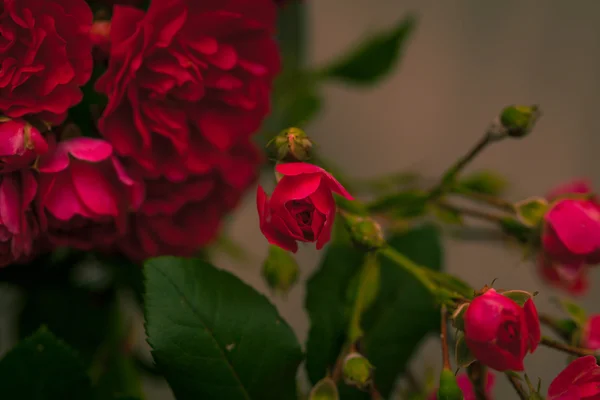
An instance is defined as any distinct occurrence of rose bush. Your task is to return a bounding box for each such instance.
[463,289,540,371]
[257,163,353,253]
[0,0,93,124]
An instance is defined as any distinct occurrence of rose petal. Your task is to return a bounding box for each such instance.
[546,199,600,256]
[270,173,322,209]
[548,356,599,398]
[523,298,541,352]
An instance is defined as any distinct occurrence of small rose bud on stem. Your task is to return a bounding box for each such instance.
[262,245,299,295]
[342,352,374,391]
[500,105,540,138]
[309,377,339,400]
[438,306,465,399]
[340,211,386,251]
[267,127,313,162]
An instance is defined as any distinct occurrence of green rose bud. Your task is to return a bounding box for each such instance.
[341,212,386,251]
[262,245,299,295]
[500,105,540,138]
[309,377,339,400]
[268,127,313,162]
[342,353,374,390]
[437,369,464,400]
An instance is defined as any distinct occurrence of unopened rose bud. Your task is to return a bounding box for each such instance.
[342,353,374,390]
[269,127,313,162]
[262,245,299,294]
[500,105,540,138]
[309,377,339,400]
[341,212,385,251]
[436,369,464,400]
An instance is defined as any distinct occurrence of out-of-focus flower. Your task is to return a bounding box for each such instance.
[547,356,600,399]
[36,138,144,250]
[538,180,600,295]
[463,289,540,371]
[428,372,495,400]
[582,315,600,350]
[257,163,353,253]
[96,0,280,180]
[0,118,48,173]
[0,0,93,124]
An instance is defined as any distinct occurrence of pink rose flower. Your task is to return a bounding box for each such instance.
[257,163,353,253]
[464,289,540,371]
[539,180,598,295]
[36,138,144,250]
[428,372,495,400]
[548,356,600,399]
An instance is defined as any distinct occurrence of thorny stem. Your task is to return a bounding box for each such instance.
[429,130,505,201]
[505,373,528,400]
[467,362,489,400]
[540,336,596,357]
[440,306,451,370]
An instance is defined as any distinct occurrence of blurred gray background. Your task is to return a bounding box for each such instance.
[7,1,600,399]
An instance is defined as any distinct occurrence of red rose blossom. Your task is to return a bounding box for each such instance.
[257,163,353,253]
[36,137,144,250]
[0,118,48,266]
[96,0,280,180]
[0,0,93,124]
[121,141,261,260]
[539,180,599,295]
[548,356,600,399]
[463,289,540,371]
[428,372,495,400]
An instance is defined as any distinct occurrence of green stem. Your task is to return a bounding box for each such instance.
[347,253,379,343]
[440,306,451,370]
[379,247,436,295]
[505,373,528,400]
[429,130,505,201]
[450,189,515,213]
[540,336,595,357]
[436,201,509,224]
[539,314,573,342]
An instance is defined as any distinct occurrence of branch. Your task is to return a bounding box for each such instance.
[540,336,596,357]
[505,373,528,400]
[440,306,451,369]
[436,201,508,224]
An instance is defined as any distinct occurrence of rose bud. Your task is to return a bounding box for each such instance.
[435,369,463,400]
[581,315,600,350]
[269,127,313,162]
[257,163,353,252]
[262,245,299,294]
[429,372,495,400]
[538,180,597,295]
[548,356,600,399]
[542,198,600,268]
[309,377,339,400]
[463,289,540,371]
[500,105,540,138]
[342,353,373,390]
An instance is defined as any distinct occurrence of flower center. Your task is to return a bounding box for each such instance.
[286,200,316,239]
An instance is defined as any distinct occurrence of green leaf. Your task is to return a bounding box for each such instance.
[18,285,114,365]
[502,290,534,307]
[305,226,366,384]
[367,190,429,219]
[455,332,476,369]
[0,327,93,399]
[457,170,508,196]
[309,377,340,400]
[357,224,443,397]
[515,197,548,227]
[559,298,587,327]
[144,257,303,400]
[321,15,416,85]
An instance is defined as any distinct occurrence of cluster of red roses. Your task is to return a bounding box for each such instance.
[0,0,281,265]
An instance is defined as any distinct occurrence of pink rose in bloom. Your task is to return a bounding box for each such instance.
[0,118,48,266]
[121,142,261,260]
[548,356,600,399]
[0,0,93,124]
[582,315,600,350]
[538,180,596,295]
[463,289,540,371]
[96,0,280,180]
[257,163,353,253]
[428,372,495,400]
[36,138,144,250]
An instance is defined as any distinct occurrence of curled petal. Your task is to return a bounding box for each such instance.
[523,298,541,352]
[548,356,599,399]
